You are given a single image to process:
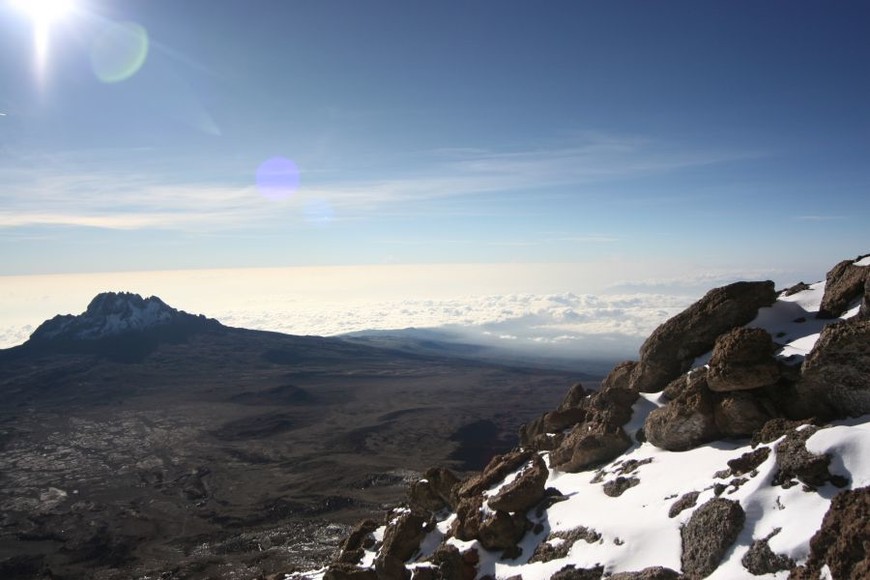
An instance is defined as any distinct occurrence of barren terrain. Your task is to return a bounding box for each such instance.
[0,327,588,578]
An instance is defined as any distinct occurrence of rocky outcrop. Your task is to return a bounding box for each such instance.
[817,255,870,318]
[629,281,777,393]
[409,468,460,512]
[794,318,870,420]
[487,454,548,513]
[706,328,780,392]
[772,426,838,488]
[680,498,745,578]
[741,528,794,576]
[645,370,720,451]
[549,417,633,472]
[790,487,870,580]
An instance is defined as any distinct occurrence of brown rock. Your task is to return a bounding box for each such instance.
[668,491,700,518]
[324,563,379,580]
[789,487,870,580]
[529,526,601,563]
[600,361,638,392]
[741,528,794,575]
[409,468,461,512]
[477,510,527,551]
[456,450,532,498]
[773,426,834,487]
[375,554,411,580]
[860,279,870,319]
[707,328,780,392]
[337,519,379,563]
[644,373,721,451]
[608,567,684,580]
[681,498,745,578]
[726,447,771,476]
[451,496,484,541]
[713,391,775,438]
[751,418,818,447]
[550,418,632,472]
[795,318,870,420]
[380,510,428,563]
[488,454,549,513]
[431,544,477,580]
[551,564,606,579]
[630,281,777,393]
[558,382,589,410]
[817,256,870,318]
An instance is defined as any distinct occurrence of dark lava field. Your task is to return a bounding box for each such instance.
[0,326,587,578]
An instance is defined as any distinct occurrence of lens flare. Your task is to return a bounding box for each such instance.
[256,157,300,201]
[90,21,149,83]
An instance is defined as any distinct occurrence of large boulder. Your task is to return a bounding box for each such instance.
[706,327,780,392]
[378,510,429,566]
[456,450,532,499]
[680,498,745,579]
[817,255,870,318]
[794,318,870,419]
[645,371,720,451]
[790,487,870,580]
[630,281,777,393]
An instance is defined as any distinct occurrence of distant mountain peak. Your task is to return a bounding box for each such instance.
[28,291,220,343]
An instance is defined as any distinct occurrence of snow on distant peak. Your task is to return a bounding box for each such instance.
[28,291,213,342]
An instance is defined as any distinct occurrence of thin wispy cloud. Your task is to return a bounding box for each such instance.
[792,215,847,222]
[0,134,765,232]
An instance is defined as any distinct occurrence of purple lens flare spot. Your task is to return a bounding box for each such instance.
[256,157,300,200]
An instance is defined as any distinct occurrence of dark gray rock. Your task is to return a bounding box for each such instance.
[741,528,794,575]
[794,318,870,420]
[680,498,745,578]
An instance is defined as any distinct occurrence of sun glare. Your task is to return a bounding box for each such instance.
[10,0,74,22]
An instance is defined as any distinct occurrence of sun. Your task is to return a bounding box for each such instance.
[9,0,74,22]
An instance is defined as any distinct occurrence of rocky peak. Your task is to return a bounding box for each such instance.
[28,292,218,343]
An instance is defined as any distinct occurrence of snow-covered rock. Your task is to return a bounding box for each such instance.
[295,256,870,580]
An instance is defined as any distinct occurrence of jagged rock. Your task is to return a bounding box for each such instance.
[645,372,720,451]
[773,426,834,487]
[790,487,870,580]
[817,255,870,318]
[430,544,478,580]
[630,281,777,393]
[488,454,548,513]
[794,318,870,419]
[550,417,632,472]
[520,377,637,453]
[558,382,589,410]
[457,450,532,498]
[600,361,638,392]
[681,498,745,578]
[477,510,527,552]
[741,528,794,575]
[451,496,484,541]
[668,491,700,518]
[334,519,379,565]
[608,568,683,580]
[551,564,606,579]
[409,468,460,512]
[379,510,428,564]
[707,328,780,392]
[375,554,411,580]
[859,279,870,319]
[323,563,378,580]
[713,391,775,438]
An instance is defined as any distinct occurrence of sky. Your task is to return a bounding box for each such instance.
[0,1,868,351]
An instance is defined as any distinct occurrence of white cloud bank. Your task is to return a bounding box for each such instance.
[0,261,817,361]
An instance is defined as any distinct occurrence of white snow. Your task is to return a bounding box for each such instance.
[854,256,870,266]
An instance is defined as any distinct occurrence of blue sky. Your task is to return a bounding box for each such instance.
[0,0,868,276]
